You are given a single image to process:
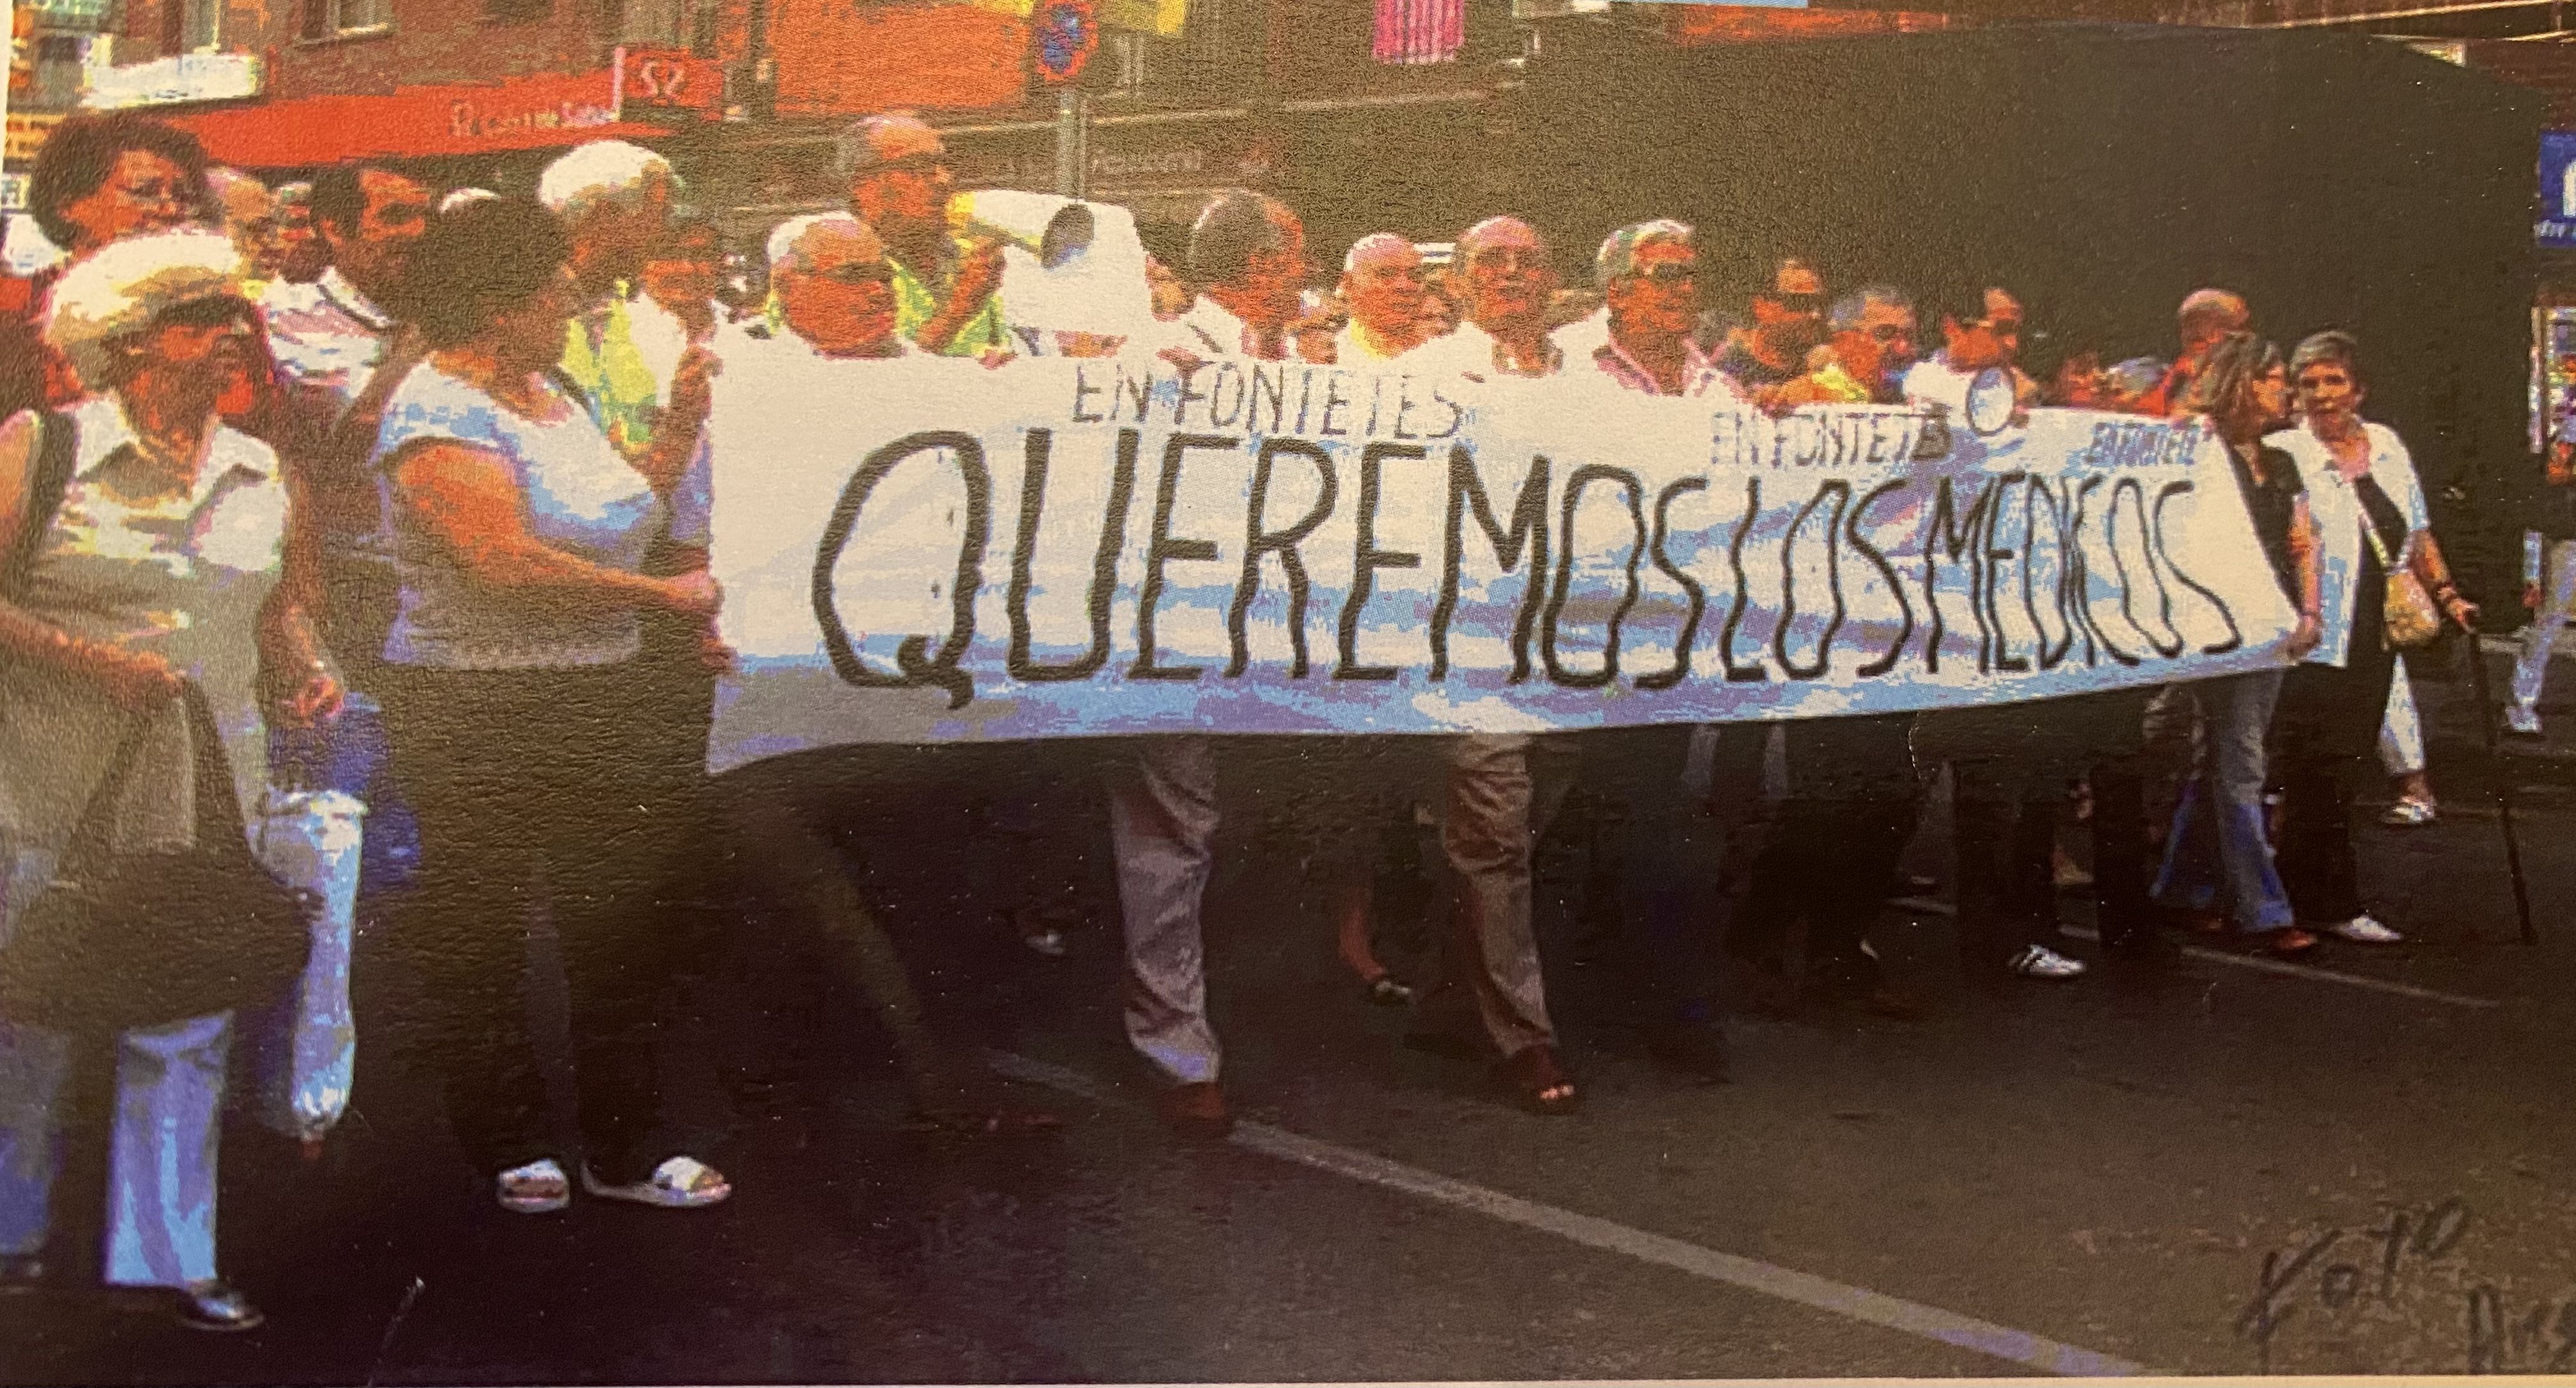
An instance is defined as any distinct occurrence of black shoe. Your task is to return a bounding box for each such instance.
[1643,1019,1732,1083]
[174,1280,264,1333]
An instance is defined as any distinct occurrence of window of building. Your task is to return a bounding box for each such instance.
[164,0,221,52]
[486,0,552,23]
[300,0,392,40]
[618,0,685,46]
[31,33,82,107]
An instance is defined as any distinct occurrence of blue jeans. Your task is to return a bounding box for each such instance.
[2153,671,2294,931]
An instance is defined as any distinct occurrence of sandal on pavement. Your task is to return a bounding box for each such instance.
[581,1155,732,1210]
[1364,975,1416,1007]
[2379,798,2437,827]
[2004,943,2088,980]
[496,1158,571,1215]
[2326,914,2404,945]
[1496,1044,1583,1115]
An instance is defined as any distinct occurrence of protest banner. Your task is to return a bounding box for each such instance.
[705,348,2294,772]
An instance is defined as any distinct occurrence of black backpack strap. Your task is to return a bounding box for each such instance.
[2,408,75,600]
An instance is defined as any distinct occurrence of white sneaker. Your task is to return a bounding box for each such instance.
[2005,943,2088,980]
[2326,915,2404,944]
[581,1155,733,1210]
[2506,706,2545,737]
[496,1158,571,1214]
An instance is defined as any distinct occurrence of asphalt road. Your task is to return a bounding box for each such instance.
[6,642,2576,1383]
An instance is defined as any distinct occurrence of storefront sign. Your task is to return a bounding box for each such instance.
[171,69,678,167]
[79,52,264,111]
[4,112,63,164]
[2540,130,2576,248]
[615,46,724,116]
[952,141,1212,196]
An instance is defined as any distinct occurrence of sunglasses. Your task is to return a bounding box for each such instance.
[1866,323,1913,343]
[157,295,254,330]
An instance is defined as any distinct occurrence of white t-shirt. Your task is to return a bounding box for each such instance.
[372,363,667,670]
[2269,420,2430,669]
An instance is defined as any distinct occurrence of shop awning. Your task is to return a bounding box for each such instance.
[165,67,693,169]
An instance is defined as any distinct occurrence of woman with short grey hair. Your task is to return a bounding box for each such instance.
[2269,330,2475,944]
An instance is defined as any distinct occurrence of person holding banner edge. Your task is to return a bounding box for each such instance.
[2148,333,2324,956]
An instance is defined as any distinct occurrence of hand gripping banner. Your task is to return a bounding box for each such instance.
[704,348,2293,771]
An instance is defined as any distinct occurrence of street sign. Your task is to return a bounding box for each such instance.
[1032,0,1098,84]
[0,173,27,213]
[2541,130,2576,248]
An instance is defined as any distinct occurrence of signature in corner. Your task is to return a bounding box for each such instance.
[2235,1197,2472,1354]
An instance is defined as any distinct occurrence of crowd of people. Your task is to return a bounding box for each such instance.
[0,108,2505,1333]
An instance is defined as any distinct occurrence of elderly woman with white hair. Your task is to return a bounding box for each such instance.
[0,231,337,1331]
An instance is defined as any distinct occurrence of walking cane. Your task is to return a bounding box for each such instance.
[2460,629,2541,945]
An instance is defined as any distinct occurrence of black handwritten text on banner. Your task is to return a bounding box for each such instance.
[705,351,2290,768]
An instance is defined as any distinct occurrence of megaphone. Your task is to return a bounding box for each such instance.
[947,190,1095,270]
[942,190,1154,344]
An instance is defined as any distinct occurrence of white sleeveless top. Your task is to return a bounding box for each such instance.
[0,394,286,893]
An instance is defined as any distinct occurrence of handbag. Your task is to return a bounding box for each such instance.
[2361,514,2442,652]
[0,683,314,1034]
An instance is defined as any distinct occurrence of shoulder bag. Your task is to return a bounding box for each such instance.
[0,411,312,1033]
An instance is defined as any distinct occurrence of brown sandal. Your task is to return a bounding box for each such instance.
[1496,1044,1583,1116]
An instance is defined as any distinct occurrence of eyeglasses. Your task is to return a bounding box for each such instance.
[157,296,254,330]
[810,263,894,287]
[112,178,190,209]
[1770,291,1823,315]
[1623,262,1696,286]
[1466,247,1547,272]
[1866,323,1913,343]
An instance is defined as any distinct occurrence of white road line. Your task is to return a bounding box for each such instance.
[988,1050,2153,1379]
[1883,896,2503,1010]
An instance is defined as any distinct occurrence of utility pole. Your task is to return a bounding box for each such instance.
[1034,0,1096,197]
[1054,84,1088,199]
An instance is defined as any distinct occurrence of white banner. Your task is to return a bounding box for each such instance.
[705,348,2294,771]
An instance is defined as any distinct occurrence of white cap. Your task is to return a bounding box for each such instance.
[536,140,672,219]
[765,211,871,271]
[44,229,244,384]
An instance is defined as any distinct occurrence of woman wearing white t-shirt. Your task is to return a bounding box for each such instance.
[2267,332,2477,945]
[370,198,732,1216]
